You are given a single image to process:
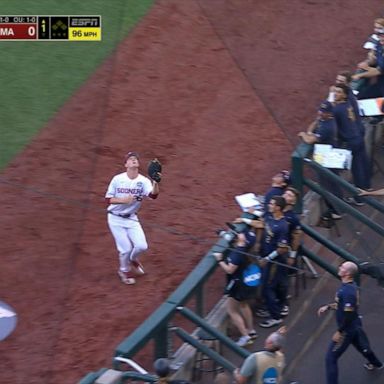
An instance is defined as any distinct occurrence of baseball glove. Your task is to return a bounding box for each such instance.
[148,158,162,182]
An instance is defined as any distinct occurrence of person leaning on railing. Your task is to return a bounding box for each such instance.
[298,100,344,220]
[213,231,258,347]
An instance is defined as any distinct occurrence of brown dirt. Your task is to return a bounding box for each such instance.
[0,0,382,383]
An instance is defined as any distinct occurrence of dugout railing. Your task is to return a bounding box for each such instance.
[79,142,384,384]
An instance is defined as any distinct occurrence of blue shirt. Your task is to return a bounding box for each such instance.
[374,41,384,94]
[347,88,365,136]
[260,213,289,256]
[314,118,337,146]
[333,101,361,143]
[226,246,249,281]
[335,282,359,331]
[284,209,301,246]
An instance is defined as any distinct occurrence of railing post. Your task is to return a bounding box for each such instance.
[154,323,169,360]
[195,284,204,318]
[291,143,312,213]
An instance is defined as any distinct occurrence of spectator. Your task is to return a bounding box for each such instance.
[233,326,286,384]
[258,195,289,328]
[283,187,302,264]
[362,18,384,51]
[351,50,379,98]
[317,261,383,384]
[279,187,302,316]
[353,18,384,99]
[263,170,291,213]
[332,84,371,205]
[331,70,366,137]
[153,358,191,383]
[213,231,258,347]
[298,101,343,219]
[352,28,384,99]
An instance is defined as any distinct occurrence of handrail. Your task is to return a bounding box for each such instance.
[177,306,250,358]
[172,327,237,372]
[305,158,384,213]
[301,223,359,263]
[300,245,338,277]
[304,178,384,237]
[114,357,149,374]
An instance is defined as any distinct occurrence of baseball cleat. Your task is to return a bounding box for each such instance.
[118,270,136,285]
[131,260,145,275]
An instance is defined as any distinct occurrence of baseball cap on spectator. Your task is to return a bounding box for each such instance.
[124,151,139,162]
[319,100,334,114]
[280,170,291,185]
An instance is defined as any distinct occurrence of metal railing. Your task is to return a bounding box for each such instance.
[79,141,384,383]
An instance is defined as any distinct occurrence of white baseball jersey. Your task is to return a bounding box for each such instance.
[105,172,153,216]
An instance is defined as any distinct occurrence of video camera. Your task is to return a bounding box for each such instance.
[216,221,244,240]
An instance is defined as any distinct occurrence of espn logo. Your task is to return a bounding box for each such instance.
[69,16,100,27]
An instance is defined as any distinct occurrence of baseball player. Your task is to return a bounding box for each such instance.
[105,152,160,285]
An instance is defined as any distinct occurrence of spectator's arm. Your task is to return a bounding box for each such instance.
[298,131,317,144]
[233,368,248,384]
[358,187,384,196]
[306,119,318,133]
[352,67,381,79]
[290,228,302,253]
[217,261,237,274]
[357,60,370,70]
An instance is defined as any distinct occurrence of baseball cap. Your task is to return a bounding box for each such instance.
[280,170,291,185]
[319,100,334,114]
[124,151,139,161]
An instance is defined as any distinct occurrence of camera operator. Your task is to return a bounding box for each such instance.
[213,230,258,347]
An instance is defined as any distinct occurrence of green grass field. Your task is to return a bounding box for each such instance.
[0,0,154,169]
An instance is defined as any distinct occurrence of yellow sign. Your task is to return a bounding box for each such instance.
[69,27,101,41]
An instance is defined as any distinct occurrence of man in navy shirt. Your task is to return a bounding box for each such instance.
[258,195,289,328]
[352,28,384,98]
[318,261,382,384]
[298,100,343,218]
[263,170,291,213]
[333,84,371,205]
[333,71,366,137]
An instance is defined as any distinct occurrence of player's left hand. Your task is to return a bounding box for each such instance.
[148,158,162,183]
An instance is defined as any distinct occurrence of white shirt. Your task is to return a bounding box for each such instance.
[105,172,153,216]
